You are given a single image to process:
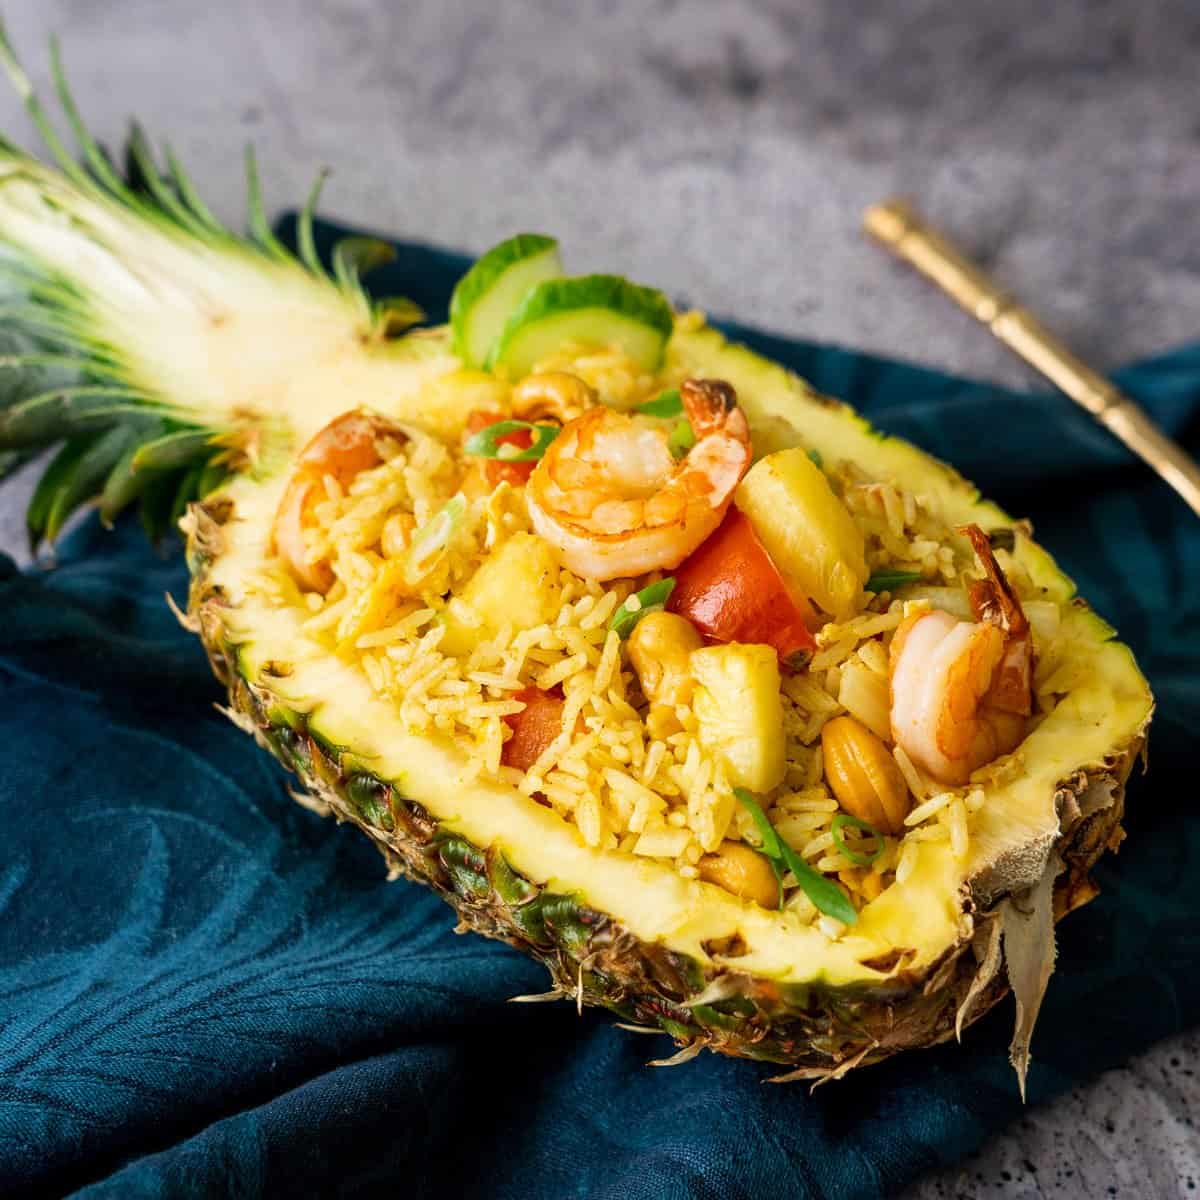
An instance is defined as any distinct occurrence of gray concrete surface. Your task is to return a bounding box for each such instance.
[2,0,1198,1193]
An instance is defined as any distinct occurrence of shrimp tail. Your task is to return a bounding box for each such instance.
[681,378,738,436]
[959,523,1032,716]
[959,524,1028,636]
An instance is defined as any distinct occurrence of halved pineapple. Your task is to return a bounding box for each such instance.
[0,34,1151,1088]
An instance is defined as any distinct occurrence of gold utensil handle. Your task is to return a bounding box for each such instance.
[864,197,1200,517]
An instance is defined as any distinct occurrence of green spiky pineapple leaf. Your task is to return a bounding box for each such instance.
[99,419,166,526]
[168,460,205,529]
[27,433,92,548]
[138,469,180,545]
[0,20,424,549]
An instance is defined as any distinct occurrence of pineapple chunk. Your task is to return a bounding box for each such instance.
[440,533,561,655]
[689,643,785,793]
[838,659,891,741]
[734,448,868,621]
[337,561,414,650]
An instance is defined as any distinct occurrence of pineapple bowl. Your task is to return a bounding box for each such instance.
[0,33,1152,1090]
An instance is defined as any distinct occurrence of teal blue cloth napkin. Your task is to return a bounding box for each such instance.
[0,217,1197,1198]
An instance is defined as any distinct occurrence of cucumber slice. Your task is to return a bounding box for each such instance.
[488,274,675,376]
[449,233,563,367]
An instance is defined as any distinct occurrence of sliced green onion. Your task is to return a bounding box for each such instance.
[734,788,857,925]
[766,849,786,909]
[807,447,823,468]
[406,493,466,585]
[463,419,559,462]
[830,813,885,867]
[865,569,923,594]
[608,577,676,640]
[667,419,696,459]
[775,842,856,925]
[732,790,785,908]
[735,788,779,856]
[635,388,683,418]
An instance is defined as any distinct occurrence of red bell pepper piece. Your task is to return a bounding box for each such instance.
[668,508,818,668]
[502,686,566,771]
[466,410,536,487]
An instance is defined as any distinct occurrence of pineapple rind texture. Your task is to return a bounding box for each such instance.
[0,32,1154,1077]
[189,491,1139,1074]
[178,318,1151,1077]
[185,306,1149,1077]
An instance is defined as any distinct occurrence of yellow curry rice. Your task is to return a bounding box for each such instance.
[254,349,1057,932]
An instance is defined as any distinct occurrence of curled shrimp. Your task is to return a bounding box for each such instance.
[889,524,1033,786]
[525,377,751,581]
[272,410,405,592]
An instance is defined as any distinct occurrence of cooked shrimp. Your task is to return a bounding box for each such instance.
[889,524,1032,786]
[525,377,752,581]
[272,410,404,592]
[960,524,1032,715]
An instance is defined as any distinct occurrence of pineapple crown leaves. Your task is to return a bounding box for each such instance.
[0,22,424,550]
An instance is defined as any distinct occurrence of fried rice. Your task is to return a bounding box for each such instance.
[249,345,1060,934]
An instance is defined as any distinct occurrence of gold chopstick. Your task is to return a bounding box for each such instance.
[863,197,1200,518]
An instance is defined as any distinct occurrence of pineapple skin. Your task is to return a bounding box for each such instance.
[187,496,1139,1077]
[0,30,1152,1080]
